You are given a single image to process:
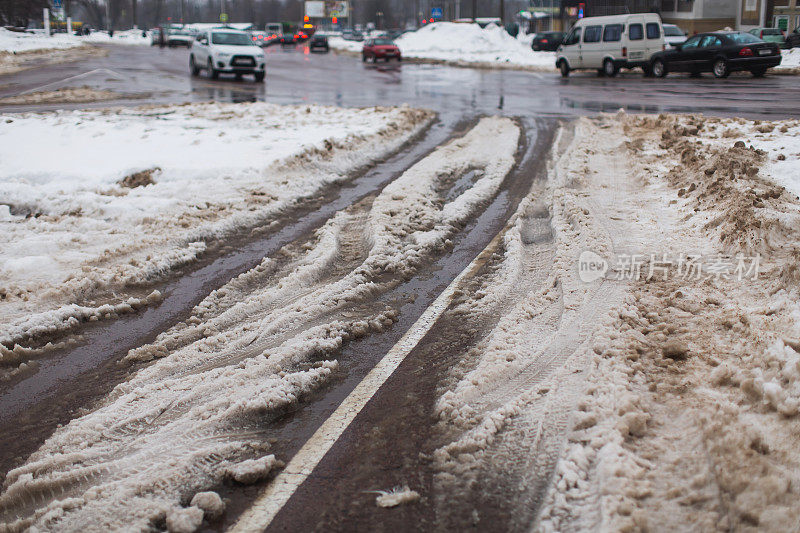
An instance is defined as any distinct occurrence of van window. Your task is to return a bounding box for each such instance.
[564,27,581,45]
[629,24,643,40]
[584,26,602,43]
[603,24,623,42]
[646,23,661,39]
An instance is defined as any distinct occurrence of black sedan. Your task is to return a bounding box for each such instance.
[309,34,329,53]
[531,31,565,52]
[649,31,782,78]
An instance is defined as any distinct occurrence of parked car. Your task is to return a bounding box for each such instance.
[649,31,781,78]
[748,27,787,46]
[556,13,666,77]
[362,38,401,62]
[309,34,329,53]
[531,31,565,52]
[189,29,266,82]
[662,23,687,48]
[786,26,800,48]
[166,29,194,47]
[343,29,364,41]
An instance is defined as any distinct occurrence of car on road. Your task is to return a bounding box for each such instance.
[362,38,401,62]
[786,26,800,48]
[294,31,309,43]
[556,13,666,77]
[343,29,364,41]
[279,31,296,45]
[531,32,565,52]
[165,29,194,47]
[748,27,787,46]
[663,23,688,48]
[190,29,266,82]
[250,30,269,46]
[309,34,330,53]
[649,31,782,78]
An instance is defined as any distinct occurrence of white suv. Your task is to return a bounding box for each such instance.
[190,29,266,82]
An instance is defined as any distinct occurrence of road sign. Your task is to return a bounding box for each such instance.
[219,12,229,23]
[52,0,63,9]
[306,1,325,18]
[431,7,443,19]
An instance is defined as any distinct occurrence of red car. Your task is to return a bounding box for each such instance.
[362,38,401,62]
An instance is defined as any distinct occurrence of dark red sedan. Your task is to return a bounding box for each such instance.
[362,38,402,62]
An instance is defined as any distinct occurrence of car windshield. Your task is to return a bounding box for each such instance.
[373,39,394,45]
[211,32,253,45]
[663,26,684,37]
[727,32,762,44]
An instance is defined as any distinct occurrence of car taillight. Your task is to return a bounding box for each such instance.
[542,39,548,43]
[622,46,627,57]
[739,47,753,56]
[662,44,666,51]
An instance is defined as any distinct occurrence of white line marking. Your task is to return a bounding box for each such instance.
[231,226,509,532]
[20,68,127,95]
[531,72,545,80]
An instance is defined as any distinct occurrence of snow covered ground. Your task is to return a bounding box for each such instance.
[329,23,556,71]
[534,113,800,532]
[775,46,800,72]
[0,117,519,532]
[0,28,148,53]
[0,102,433,374]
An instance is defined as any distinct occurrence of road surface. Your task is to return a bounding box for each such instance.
[2,43,799,532]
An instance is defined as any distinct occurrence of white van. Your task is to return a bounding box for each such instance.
[556,14,666,77]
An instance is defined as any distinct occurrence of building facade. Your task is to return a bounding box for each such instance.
[737,0,800,32]
[659,0,737,32]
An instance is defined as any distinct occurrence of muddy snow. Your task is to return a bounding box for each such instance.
[0,117,519,531]
[0,102,433,375]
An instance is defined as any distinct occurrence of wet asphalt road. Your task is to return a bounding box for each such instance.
[2,43,800,532]
[1,43,800,119]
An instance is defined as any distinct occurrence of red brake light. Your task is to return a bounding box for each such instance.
[739,47,753,56]
[541,39,548,43]
[622,46,627,57]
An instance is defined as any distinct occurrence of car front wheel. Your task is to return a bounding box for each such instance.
[652,59,667,78]
[713,58,729,78]
[254,72,265,82]
[190,55,200,76]
[559,60,570,77]
[750,67,767,77]
[208,58,219,79]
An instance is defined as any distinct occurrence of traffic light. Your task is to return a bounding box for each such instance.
[332,16,338,24]
[304,15,309,22]
[578,3,585,18]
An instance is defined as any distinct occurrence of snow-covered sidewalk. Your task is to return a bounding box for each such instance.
[0,102,433,366]
[329,22,557,71]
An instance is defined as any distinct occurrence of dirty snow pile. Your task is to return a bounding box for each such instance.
[775,46,800,71]
[395,23,555,69]
[536,113,800,532]
[0,102,433,366]
[0,28,84,53]
[81,29,151,46]
[0,117,520,532]
[329,23,556,70]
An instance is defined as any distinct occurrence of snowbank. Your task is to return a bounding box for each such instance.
[82,29,151,46]
[329,23,556,70]
[775,46,800,71]
[0,102,433,356]
[0,28,84,53]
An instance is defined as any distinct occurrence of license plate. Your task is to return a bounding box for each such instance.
[233,59,253,65]
[758,49,771,55]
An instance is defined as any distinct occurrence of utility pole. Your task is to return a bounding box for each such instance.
[472,0,476,22]
[499,0,504,23]
[132,0,137,29]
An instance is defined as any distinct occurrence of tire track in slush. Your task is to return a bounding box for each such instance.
[218,117,559,531]
[0,114,457,478]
